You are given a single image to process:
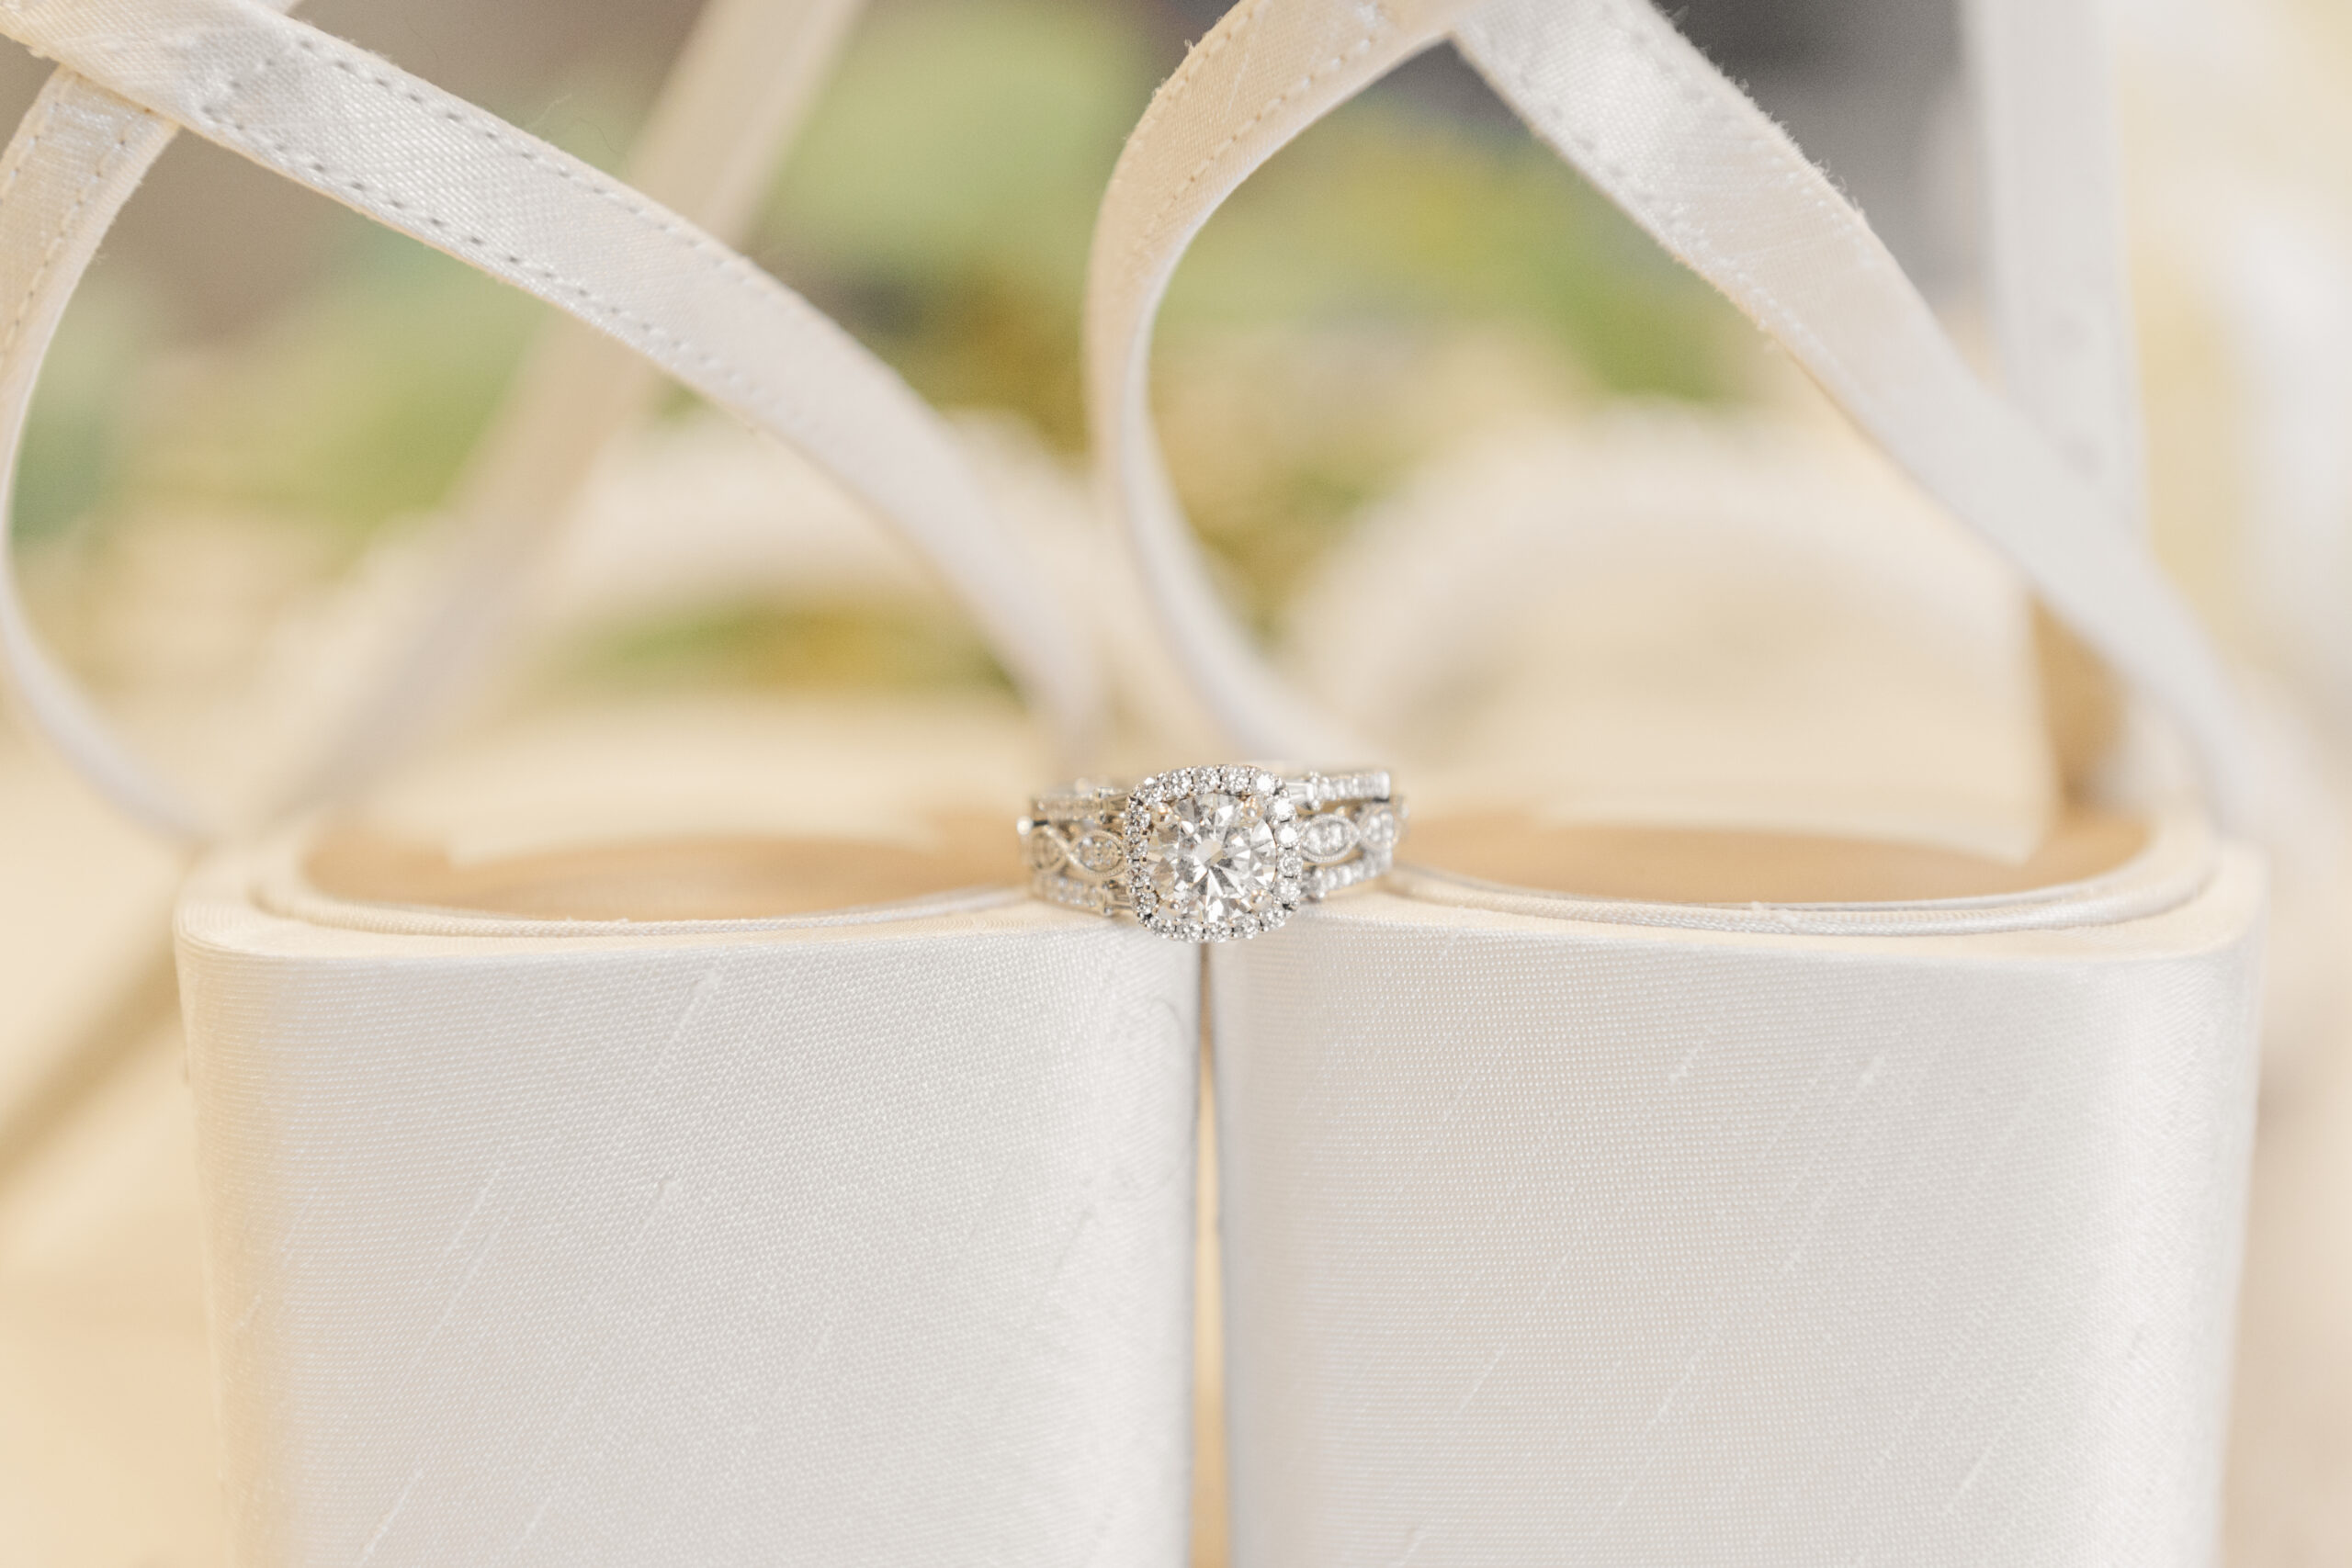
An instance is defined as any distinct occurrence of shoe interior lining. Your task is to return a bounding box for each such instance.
[301,806,2149,923]
[302,812,1022,923]
[1404,807,2145,906]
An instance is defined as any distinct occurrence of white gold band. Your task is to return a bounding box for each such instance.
[1021,764,1403,942]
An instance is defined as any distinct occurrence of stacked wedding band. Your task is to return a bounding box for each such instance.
[1020,765,1404,942]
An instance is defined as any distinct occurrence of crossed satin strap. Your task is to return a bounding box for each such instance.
[1084,0,2252,826]
[0,0,2250,835]
[0,0,1099,840]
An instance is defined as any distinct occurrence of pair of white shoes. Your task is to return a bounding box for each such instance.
[0,0,2266,1563]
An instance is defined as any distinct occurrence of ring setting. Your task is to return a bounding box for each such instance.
[1022,765,1403,942]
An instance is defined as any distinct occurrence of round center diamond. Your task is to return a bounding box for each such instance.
[1143,790,1280,924]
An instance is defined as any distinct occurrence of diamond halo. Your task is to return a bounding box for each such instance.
[1125,768,1306,942]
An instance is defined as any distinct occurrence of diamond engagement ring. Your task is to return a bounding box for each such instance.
[1020,765,1405,941]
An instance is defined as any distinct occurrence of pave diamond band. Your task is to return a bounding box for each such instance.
[1021,765,1404,941]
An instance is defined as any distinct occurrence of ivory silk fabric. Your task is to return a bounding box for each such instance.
[1211,849,2266,1566]
[176,845,1198,1567]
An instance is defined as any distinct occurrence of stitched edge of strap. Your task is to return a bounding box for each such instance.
[0,0,1102,840]
[277,0,869,808]
[1453,0,2248,820]
[0,73,209,835]
[1085,0,1455,757]
[1083,0,2251,825]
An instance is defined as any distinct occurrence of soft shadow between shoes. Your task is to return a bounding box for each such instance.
[301,811,1022,922]
[1406,807,2147,905]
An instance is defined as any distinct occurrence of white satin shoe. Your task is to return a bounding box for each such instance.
[1087,1,2263,1562]
[0,1,1194,1562]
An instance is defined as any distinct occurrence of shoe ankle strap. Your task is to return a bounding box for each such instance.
[1085,0,2251,825]
[273,0,870,809]
[0,0,1101,840]
[1967,0,2147,536]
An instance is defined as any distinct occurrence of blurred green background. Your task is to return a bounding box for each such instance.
[6,0,1788,701]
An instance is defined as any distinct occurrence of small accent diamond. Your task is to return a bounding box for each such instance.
[1023,829,1066,873]
[1070,831,1126,874]
[1298,813,1358,864]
